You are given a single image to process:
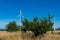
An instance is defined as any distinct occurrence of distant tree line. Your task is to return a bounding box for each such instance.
[0,29,6,31]
[56,28,60,30]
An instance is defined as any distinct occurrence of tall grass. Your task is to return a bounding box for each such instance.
[0,31,60,40]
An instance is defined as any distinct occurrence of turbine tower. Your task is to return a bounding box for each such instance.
[20,10,22,26]
[18,10,24,30]
[18,10,22,31]
[54,16,56,30]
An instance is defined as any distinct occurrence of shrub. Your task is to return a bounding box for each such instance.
[6,21,20,32]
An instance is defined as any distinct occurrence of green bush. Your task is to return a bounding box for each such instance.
[21,14,54,37]
[6,21,20,32]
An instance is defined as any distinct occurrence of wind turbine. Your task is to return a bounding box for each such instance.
[54,16,56,30]
[53,8,56,30]
[18,10,23,31]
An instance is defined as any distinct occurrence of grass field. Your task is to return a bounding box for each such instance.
[0,31,60,40]
[0,31,22,40]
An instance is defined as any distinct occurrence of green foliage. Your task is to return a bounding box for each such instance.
[21,14,54,37]
[6,21,20,32]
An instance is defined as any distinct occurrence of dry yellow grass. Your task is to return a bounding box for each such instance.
[0,31,60,40]
[41,34,60,40]
[0,31,22,40]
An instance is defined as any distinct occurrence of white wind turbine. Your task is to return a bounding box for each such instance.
[53,16,56,30]
[18,10,23,31]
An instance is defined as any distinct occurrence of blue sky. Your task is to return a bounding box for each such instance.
[0,0,60,29]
